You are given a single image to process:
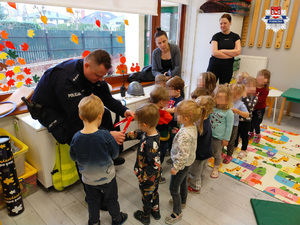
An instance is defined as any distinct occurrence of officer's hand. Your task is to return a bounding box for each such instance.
[111,131,125,145]
[124,110,135,118]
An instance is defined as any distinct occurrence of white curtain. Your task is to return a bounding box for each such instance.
[165,0,190,5]
[3,0,158,15]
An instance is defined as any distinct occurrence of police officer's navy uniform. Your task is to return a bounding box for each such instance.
[31,59,127,145]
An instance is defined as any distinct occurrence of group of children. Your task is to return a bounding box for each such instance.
[69,69,271,225]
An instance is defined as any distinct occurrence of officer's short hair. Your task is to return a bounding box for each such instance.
[78,95,104,123]
[135,103,159,128]
[84,49,112,70]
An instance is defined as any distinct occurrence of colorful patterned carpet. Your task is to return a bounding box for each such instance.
[208,124,300,204]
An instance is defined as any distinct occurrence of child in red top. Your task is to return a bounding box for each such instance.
[249,69,271,143]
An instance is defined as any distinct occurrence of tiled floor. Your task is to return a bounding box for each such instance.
[1,115,299,225]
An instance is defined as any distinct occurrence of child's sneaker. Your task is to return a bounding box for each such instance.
[248,132,254,139]
[253,134,261,143]
[159,176,166,184]
[133,210,150,225]
[151,209,161,220]
[210,168,219,178]
[188,185,200,194]
[169,199,186,209]
[222,155,232,164]
[165,212,182,224]
[112,212,128,225]
[238,150,247,159]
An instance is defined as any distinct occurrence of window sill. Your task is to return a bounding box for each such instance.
[0,74,154,118]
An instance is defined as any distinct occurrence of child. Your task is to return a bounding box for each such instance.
[125,103,161,225]
[209,85,234,178]
[249,69,271,143]
[70,95,127,225]
[155,74,167,87]
[191,87,211,99]
[150,87,172,183]
[197,72,217,95]
[235,77,258,158]
[166,100,206,224]
[222,83,249,164]
[188,96,215,193]
[236,72,250,84]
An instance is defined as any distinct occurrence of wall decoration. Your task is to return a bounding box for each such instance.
[95,17,101,28]
[275,0,290,49]
[124,19,129,26]
[66,7,74,14]
[71,33,79,45]
[20,43,29,51]
[117,35,124,44]
[27,30,35,38]
[285,0,300,48]
[1,30,9,39]
[257,0,271,48]
[7,2,17,10]
[4,41,16,50]
[82,50,90,58]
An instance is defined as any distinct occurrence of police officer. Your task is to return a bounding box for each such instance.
[31,49,134,164]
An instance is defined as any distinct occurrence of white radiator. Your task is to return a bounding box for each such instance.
[233,55,268,78]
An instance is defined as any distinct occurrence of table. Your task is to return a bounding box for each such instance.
[267,89,283,123]
[277,88,300,125]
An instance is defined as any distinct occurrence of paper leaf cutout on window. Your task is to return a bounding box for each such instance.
[117,35,124,44]
[13,66,21,74]
[135,63,140,72]
[0,52,8,60]
[16,74,24,81]
[24,67,31,75]
[41,15,47,25]
[18,58,26,65]
[66,7,73,14]
[95,17,101,28]
[120,54,126,64]
[0,73,5,80]
[0,63,8,71]
[1,85,10,92]
[6,59,15,67]
[21,43,29,51]
[16,81,23,88]
[7,50,18,59]
[25,78,32,85]
[0,44,5,51]
[28,30,35,38]
[5,41,16,49]
[7,2,17,10]
[1,30,9,39]
[82,50,90,58]
[5,70,14,78]
[33,74,40,83]
[124,19,129,26]
[130,63,135,72]
[71,33,79,45]
[7,79,15,86]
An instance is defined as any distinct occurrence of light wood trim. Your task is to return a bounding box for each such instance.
[179,4,187,57]
[241,15,251,47]
[286,101,292,116]
[266,0,280,48]
[268,97,275,118]
[285,0,300,48]
[257,0,271,47]
[249,0,262,47]
[150,0,161,63]
[277,97,286,125]
[275,0,290,48]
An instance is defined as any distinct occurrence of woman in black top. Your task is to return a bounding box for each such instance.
[207,14,241,85]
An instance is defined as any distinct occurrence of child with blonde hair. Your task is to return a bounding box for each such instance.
[222,83,249,164]
[155,74,167,87]
[209,85,234,178]
[235,77,258,158]
[249,69,271,143]
[197,72,217,95]
[191,87,211,99]
[166,100,206,224]
[70,95,127,225]
[188,96,215,193]
[236,71,250,84]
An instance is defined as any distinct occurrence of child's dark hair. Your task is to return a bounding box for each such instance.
[191,88,210,99]
[257,69,271,88]
[154,27,168,40]
[166,76,185,90]
[135,103,160,128]
[220,14,232,22]
[150,87,169,104]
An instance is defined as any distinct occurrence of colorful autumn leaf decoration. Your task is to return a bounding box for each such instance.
[24,67,31,75]
[95,17,101,28]
[66,7,73,14]
[25,78,32,85]
[1,85,10,92]
[5,70,14,78]
[0,44,5,51]
[7,50,18,59]
[130,63,135,72]
[32,74,40,83]
[5,41,16,49]
[7,2,17,10]
[28,30,35,38]
[41,14,47,25]
[16,81,23,88]
[0,63,8,71]
[117,35,124,44]
[5,59,15,67]
[0,52,8,60]
[21,43,29,51]
[1,30,9,39]
[71,33,79,45]
[135,63,140,72]
[7,79,15,86]
[124,19,129,26]
[13,66,21,74]
[0,73,5,80]
[16,74,24,81]
[18,58,26,65]
[82,50,90,58]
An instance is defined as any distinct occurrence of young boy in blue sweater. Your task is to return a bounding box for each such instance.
[70,95,127,225]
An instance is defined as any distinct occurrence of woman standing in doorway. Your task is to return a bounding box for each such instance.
[207,14,241,85]
[152,27,182,79]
